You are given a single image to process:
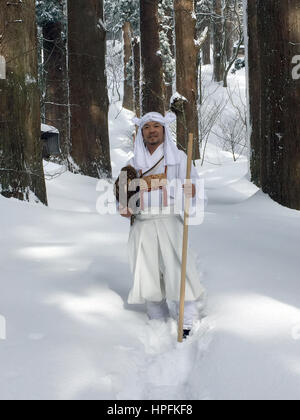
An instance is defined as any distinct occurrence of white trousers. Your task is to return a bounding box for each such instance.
[146,299,199,330]
[127,211,204,305]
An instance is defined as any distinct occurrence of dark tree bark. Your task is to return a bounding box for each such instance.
[140,0,165,115]
[0,0,47,204]
[213,0,225,82]
[173,0,200,160]
[68,0,112,179]
[224,0,234,62]
[42,0,69,161]
[122,21,134,111]
[202,22,211,66]
[133,36,141,118]
[246,0,300,210]
[247,0,261,185]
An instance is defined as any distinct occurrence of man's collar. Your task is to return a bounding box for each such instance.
[146,143,164,156]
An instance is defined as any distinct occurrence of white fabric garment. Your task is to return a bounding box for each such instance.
[124,111,206,319]
[127,212,205,304]
[127,111,208,217]
[146,299,170,320]
[126,150,204,214]
[146,299,199,330]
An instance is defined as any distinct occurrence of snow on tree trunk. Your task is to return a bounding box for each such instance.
[122,21,134,111]
[67,0,112,179]
[140,0,165,115]
[202,22,211,66]
[0,0,48,205]
[173,0,200,160]
[246,0,300,210]
[164,11,175,110]
[195,0,212,66]
[42,1,69,162]
[133,36,141,118]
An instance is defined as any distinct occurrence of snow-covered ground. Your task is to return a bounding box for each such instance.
[1,66,300,400]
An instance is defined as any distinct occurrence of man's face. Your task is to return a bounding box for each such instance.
[142,121,164,147]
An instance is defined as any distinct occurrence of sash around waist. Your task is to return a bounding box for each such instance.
[134,206,183,222]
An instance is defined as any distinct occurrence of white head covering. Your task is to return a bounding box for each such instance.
[132,112,180,171]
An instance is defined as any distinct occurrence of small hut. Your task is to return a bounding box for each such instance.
[41,124,61,159]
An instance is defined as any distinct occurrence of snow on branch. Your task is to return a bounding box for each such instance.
[195,27,209,49]
[97,18,107,32]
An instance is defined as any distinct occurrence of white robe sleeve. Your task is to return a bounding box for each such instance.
[178,151,200,182]
[177,151,208,216]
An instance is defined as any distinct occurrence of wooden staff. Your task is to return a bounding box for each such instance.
[178,133,194,343]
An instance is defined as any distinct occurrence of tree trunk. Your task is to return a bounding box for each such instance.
[165,35,175,111]
[198,1,211,65]
[133,36,141,118]
[246,0,261,185]
[213,0,225,82]
[0,0,47,204]
[67,0,112,179]
[202,23,211,65]
[140,0,165,115]
[224,0,234,62]
[246,0,300,210]
[122,22,134,111]
[162,1,175,110]
[173,0,200,160]
[42,1,69,162]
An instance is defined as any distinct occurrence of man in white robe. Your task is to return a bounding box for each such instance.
[118,112,206,337]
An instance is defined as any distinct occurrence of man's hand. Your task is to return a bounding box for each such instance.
[182,183,196,199]
[119,205,133,218]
